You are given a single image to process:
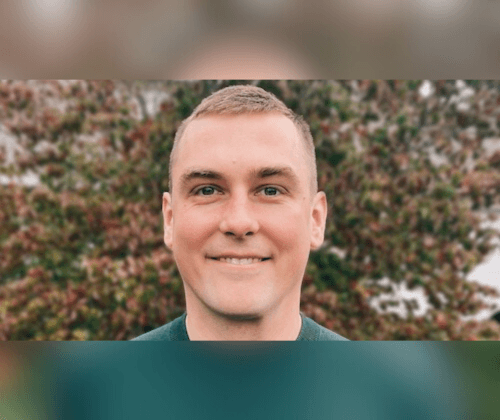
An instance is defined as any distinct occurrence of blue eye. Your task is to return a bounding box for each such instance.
[262,187,280,196]
[196,186,217,195]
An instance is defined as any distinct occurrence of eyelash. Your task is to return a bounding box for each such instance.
[192,185,284,197]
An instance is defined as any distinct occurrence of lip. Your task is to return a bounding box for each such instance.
[206,255,271,260]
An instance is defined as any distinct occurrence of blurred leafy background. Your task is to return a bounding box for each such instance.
[0,80,499,340]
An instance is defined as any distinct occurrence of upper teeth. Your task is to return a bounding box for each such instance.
[218,258,263,265]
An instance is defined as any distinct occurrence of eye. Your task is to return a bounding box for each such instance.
[260,186,282,196]
[194,186,220,196]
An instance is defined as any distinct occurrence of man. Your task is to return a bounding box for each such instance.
[134,85,347,341]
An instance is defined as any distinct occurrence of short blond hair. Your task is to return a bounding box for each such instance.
[168,85,318,195]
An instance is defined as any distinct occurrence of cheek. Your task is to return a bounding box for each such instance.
[264,208,310,253]
[172,207,216,255]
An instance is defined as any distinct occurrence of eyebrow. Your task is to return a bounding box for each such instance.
[180,166,300,189]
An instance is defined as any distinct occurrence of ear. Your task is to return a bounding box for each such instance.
[310,191,327,250]
[162,192,174,250]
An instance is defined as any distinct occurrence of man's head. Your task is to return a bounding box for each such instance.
[169,85,318,197]
[163,85,327,321]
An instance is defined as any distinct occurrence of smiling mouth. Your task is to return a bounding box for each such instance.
[209,257,271,265]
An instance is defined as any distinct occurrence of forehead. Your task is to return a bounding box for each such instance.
[174,113,307,178]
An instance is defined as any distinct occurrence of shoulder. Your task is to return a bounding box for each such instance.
[298,315,349,341]
[131,313,189,341]
[317,324,349,341]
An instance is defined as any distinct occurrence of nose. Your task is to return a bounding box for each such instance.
[219,192,259,238]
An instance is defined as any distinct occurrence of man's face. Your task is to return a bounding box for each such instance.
[163,113,326,319]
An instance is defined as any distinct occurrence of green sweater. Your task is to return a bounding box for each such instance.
[133,312,348,341]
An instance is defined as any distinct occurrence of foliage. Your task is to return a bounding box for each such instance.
[0,80,499,340]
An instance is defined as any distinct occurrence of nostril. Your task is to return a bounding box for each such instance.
[225,231,254,237]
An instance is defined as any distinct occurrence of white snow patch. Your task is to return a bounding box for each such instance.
[0,170,40,187]
[367,277,431,318]
[482,138,500,157]
[449,80,475,112]
[0,125,23,165]
[428,146,449,167]
[467,248,500,290]
[419,80,435,99]
[329,246,346,259]
[142,90,172,118]
[352,131,364,153]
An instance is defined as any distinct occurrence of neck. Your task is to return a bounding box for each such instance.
[185,304,302,341]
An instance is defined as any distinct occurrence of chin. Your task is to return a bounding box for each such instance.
[209,303,265,322]
[219,312,261,322]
